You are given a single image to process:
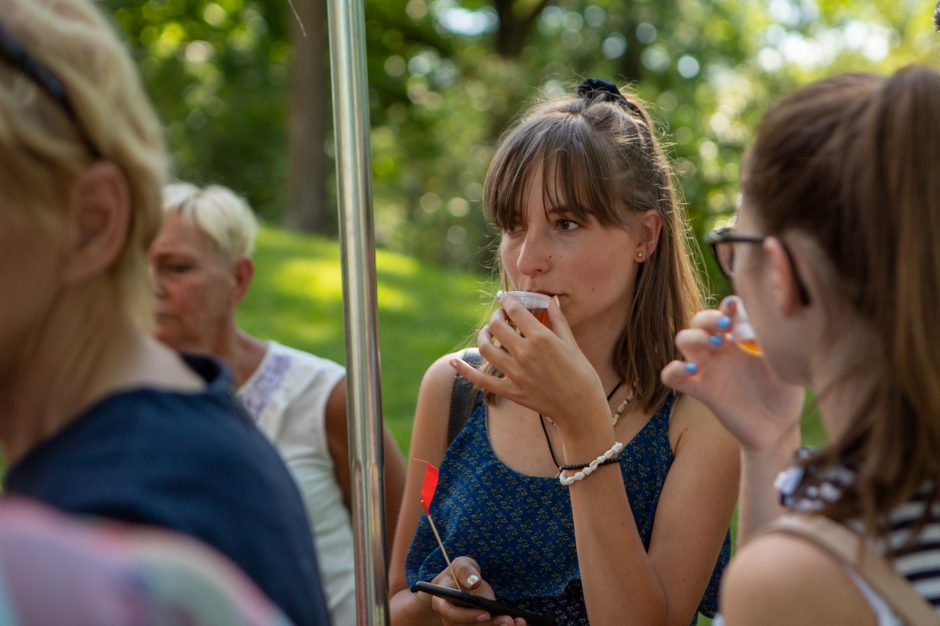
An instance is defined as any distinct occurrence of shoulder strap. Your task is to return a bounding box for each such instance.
[446,349,483,446]
[763,514,940,626]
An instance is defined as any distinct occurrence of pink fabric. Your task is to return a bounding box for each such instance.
[0,498,292,626]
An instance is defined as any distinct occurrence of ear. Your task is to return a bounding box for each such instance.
[231,256,255,305]
[636,210,663,262]
[764,237,803,316]
[60,162,131,284]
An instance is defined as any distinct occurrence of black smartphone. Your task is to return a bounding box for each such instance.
[414,581,557,626]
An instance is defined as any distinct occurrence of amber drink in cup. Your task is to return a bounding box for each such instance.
[727,296,762,356]
[500,290,552,325]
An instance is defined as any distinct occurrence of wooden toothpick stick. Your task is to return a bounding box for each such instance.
[425,509,462,590]
[417,458,463,591]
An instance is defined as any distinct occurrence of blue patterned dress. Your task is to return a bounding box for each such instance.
[405,392,730,625]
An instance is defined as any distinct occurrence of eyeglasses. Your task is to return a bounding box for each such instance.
[0,20,102,159]
[706,226,811,305]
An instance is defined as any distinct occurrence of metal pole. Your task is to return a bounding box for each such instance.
[325,0,388,624]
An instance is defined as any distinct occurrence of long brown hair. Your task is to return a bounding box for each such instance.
[745,66,940,537]
[482,84,704,414]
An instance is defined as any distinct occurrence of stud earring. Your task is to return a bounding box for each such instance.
[636,251,644,259]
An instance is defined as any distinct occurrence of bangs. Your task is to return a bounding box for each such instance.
[485,111,628,231]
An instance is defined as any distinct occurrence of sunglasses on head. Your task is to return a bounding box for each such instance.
[0,19,101,159]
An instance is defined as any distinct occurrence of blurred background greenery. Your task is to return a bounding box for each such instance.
[106,0,939,277]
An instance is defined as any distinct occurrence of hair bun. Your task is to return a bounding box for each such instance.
[577,78,628,106]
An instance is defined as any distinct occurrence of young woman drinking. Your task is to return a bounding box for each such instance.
[391,79,739,626]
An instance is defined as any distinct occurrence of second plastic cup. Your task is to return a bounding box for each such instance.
[726,296,762,356]
[500,290,551,325]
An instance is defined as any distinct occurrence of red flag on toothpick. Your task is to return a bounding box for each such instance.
[415,460,461,590]
[420,461,439,515]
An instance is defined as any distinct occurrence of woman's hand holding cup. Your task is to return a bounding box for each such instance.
[452,292,610,438]
[660,296,804,453]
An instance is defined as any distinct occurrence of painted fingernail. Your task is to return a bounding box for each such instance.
[709,335,724,346]
[466,574,480,587]
[717,315,732,330]
[685,362,699,374]
[477,614,490,623]
[496,290,505,300]
[553,295,560,308]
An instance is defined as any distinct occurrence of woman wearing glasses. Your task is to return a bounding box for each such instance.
[0,2,329,624]
[664,66,940,625]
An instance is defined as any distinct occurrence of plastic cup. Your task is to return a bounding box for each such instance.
[498,290,551,325]
[726,296,762,356]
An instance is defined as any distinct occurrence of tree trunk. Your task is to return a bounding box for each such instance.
[620,25,644,85]
[493,0,552,58]
[287,0,330,233]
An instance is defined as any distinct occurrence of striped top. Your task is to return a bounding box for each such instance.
[874,491,940,616]
[775,453,940,622]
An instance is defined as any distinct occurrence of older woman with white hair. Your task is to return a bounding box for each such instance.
[0,2,329,624]
[150,182,407,626]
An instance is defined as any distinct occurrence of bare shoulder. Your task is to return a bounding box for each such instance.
[721,533,876,626]
[416,351,469,415]
[669,393,737,453]
[407,351,468,462]
[421,351,465,393]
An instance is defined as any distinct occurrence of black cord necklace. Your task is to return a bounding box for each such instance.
[538,379,625,471]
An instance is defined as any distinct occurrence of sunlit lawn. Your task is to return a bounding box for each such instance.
[239,224,497,451]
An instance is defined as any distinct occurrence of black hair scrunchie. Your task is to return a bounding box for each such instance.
[577,78,627,105]
[577,77,644,118]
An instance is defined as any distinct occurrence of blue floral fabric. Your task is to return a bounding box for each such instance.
[406,392,730,625]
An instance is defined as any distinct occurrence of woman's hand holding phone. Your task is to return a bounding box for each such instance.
[419,556,533,625]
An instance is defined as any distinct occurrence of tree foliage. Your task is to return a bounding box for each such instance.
[108,0,292,220]
[106,0,940,285]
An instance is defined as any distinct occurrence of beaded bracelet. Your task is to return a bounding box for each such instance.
[558,441,624,486]
[559,455,621,471]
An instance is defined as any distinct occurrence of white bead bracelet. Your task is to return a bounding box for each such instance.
[558,441,624,486]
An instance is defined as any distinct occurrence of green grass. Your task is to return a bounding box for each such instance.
[239,224,497,451]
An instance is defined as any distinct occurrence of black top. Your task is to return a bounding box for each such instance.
[5,354,331,626]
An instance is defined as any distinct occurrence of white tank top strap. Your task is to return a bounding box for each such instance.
[842,565,904,626]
